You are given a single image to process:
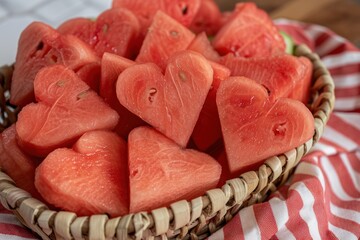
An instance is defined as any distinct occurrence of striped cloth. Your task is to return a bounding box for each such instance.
[1,19,360,240]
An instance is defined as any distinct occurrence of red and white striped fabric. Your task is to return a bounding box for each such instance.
[1,19,360,240]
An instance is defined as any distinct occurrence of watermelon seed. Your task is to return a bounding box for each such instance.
[77,90,90,100]
[56,80,65,87]
[36,41,44,51]
[260,84,271,96]
[148,88,157,103]
[170,30,179,37]
[179,71,187,82]
[181,5,188,15]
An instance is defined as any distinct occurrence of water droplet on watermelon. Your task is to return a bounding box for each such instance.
[90,35,98,45]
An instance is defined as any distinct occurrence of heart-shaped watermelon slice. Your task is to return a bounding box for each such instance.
[217,77,314,173]
[58,8,141,59]
[117,50,213,147]
[35,130,129,217]
[128,126,221,212]
[16,65,119,157]
[10,22,100,107]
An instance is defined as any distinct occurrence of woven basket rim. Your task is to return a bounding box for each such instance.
[0,44,335,240]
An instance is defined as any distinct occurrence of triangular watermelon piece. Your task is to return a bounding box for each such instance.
[136,11,195,70]
[128,126,221,212]
[35,130,129,217]
[213,3,285,58]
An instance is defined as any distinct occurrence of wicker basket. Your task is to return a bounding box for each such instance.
[0,44,335,240]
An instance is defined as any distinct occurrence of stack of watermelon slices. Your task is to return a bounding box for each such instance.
[0,0,315,217]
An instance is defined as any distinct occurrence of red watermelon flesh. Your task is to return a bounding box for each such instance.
[217,77,314,173]
[100,53,145,138]
[136,11,195,71]
[288,57,313,103]
[57,18,95,45]
[117,50,213,147]
[112,0,201,33]
[192,61,230,151]
[0,125,40,197]
[35,130,129,217]
[220,53,310,101]
[76,62,101,93]
[213,3,285,58]
[128,126,221,212]
[58,8,141,59]
[187,32,220,61]
[10,22,100,107]
[16,65,119,157]
[189,0,222,35]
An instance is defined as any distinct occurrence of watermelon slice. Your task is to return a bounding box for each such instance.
[220,53,312,102]
[189,0,222,35]
[136,11,195,70]
[187,32,220,61]
[213,3,285,58]
[217,77,314,173]
[128,126,221,212]
[10,22,100,107]
[58,8,141,59]
[35,130,129,217]
[117,50,213,147]
[192,61,231,151]
[16,65,119,157]
[112,0,201,33]
[100,53,146,138]
[0,125,40,197]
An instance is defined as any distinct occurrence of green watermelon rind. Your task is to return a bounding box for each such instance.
[280,31,295,55]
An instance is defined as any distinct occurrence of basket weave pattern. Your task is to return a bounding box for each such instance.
[0,44,335,240]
